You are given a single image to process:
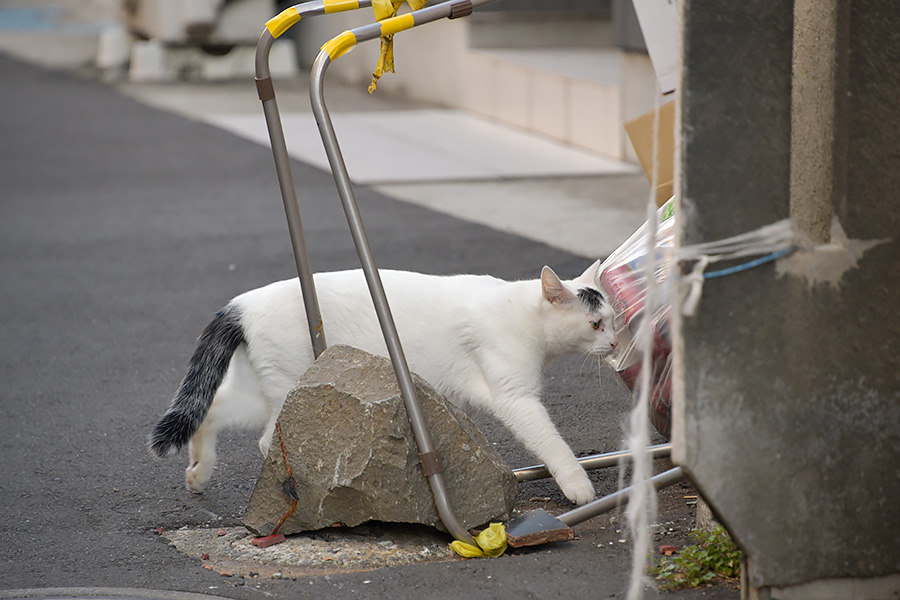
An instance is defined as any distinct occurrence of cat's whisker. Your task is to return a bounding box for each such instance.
[592,356,607,388]
[599,360,615,390]
[579,352,593,376]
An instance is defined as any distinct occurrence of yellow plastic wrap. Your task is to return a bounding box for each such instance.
[367,36,395,93]
[372,0,403,20]
[450,540,484,558]
[450,523,508,558]
[367,0,428,93]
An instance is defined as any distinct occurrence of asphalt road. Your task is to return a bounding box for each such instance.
[0,54,736,599]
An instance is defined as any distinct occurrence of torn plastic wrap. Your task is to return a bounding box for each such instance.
[598,199,675,439]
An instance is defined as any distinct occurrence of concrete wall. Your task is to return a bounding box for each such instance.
[673,0,900,595]
[290,10,468,108]
[289,10,614,111]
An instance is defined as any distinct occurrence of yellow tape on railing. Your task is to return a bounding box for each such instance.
[266,6,302,38]
[321,30,358,60]
[268,2,362,38]
[379,12,414,36]
[371,1,427,23]
[323,0,361,14]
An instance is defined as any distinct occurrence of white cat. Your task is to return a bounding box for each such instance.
[150,261,617,505]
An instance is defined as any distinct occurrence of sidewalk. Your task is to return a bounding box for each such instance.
[114,74,648,259]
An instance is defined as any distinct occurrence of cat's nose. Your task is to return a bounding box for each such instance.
[609,339,618,349]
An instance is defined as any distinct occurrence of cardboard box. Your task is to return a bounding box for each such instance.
[624,100,675,207]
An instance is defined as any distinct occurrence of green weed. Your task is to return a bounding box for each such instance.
[652,525,741,590]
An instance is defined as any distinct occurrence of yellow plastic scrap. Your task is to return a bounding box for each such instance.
[367,35,394,94]
[371,0,404,20]
[368,0,428,93]
[450,523,508,558]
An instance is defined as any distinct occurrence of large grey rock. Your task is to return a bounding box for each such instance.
[243,345,517,536]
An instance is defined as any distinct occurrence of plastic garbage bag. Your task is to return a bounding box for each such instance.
[597,200,675,438]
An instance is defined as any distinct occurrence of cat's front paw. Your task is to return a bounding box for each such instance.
[557,468,595,506]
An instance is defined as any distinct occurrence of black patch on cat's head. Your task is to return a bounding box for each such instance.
[577,287,603,312]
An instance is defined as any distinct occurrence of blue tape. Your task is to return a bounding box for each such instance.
[703,247,795,280]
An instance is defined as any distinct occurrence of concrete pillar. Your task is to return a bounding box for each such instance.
[790,0,845,244]
[673,0,900,597]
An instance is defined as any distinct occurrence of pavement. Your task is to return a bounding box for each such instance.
[111,76,648,260]
[0,4,738,600]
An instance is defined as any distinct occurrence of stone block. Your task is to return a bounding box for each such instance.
[243,345,517,536]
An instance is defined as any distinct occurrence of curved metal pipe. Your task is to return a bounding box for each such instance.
[253,1,375,359]
[255,24,325,357]
[309,48,475,546]
[256,0,496,546]
[558,467,684,527]
[339,0,497,48]
[513,444,672,483]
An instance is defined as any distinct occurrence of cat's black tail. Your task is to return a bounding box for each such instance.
[149,304,245,457]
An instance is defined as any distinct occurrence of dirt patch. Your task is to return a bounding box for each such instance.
[161,476,698,580]
[162,522,457,579]
[160,458,738,598]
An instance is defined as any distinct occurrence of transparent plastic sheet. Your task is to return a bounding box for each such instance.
[596,199,798,439]
[597,199,675,439]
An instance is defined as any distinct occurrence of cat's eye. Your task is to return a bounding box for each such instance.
[591,320,602,330]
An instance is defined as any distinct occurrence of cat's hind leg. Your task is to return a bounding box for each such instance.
[258,410,280,458]
[184,345,267,492]
[255,367,310,458]
[185,420,219,493]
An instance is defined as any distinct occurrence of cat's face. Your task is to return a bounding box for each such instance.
[541,261,618,356]
[573,284,618,356]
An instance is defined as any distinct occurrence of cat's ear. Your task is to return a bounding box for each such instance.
[542,266,576,306]
[580,259,602,284]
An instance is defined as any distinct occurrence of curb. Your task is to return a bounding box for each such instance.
[0,588,231,600]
